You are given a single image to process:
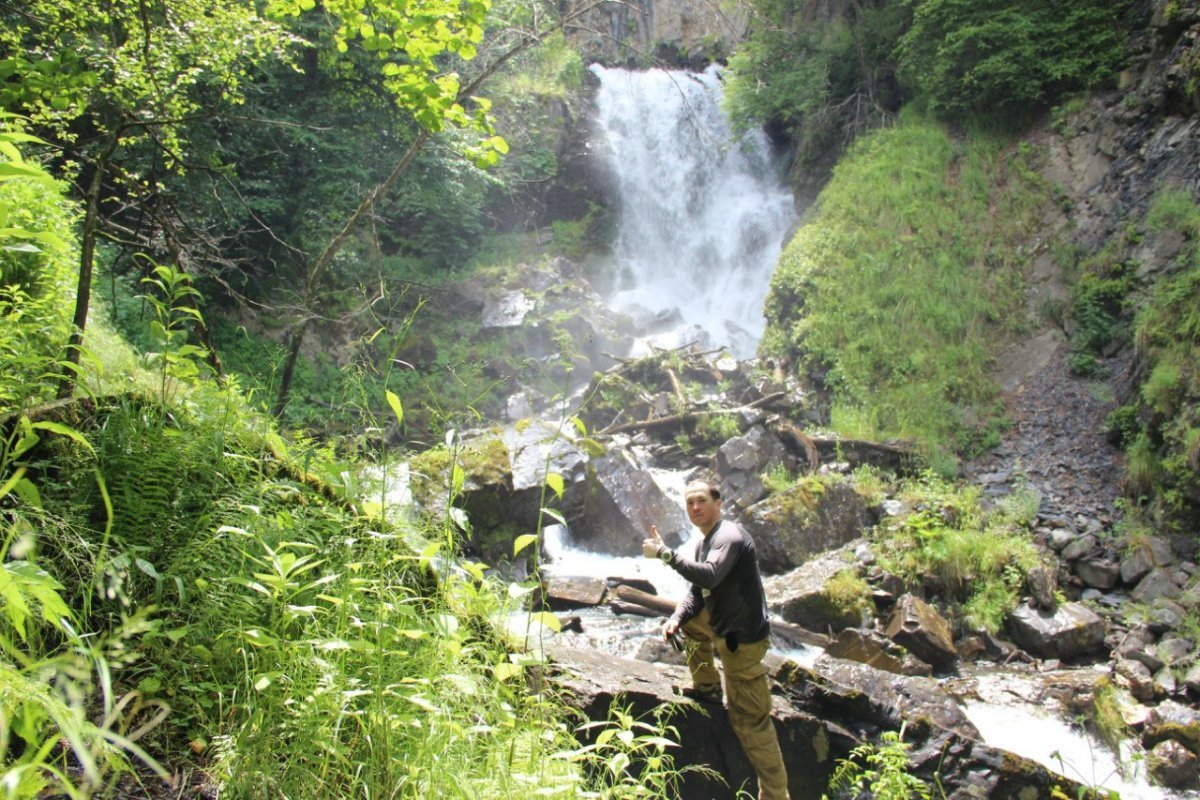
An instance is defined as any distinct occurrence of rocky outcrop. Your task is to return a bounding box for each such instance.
[545,643,1090,799]
[742,478,873,575]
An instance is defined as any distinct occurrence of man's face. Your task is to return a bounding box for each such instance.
[685,486,721,531]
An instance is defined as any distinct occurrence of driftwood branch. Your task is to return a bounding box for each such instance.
[596,391,786,436]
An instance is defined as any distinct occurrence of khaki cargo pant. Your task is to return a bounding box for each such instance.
[681,610,790,800]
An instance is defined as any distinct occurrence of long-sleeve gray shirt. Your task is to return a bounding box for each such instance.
[666,519,771,644]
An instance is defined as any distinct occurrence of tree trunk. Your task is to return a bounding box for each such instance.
[58,131,121,399]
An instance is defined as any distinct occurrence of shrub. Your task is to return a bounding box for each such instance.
[0,129,77,409]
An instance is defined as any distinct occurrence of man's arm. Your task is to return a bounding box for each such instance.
[669,528,743,590]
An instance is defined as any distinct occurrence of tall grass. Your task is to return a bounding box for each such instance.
[763,112,1048,471]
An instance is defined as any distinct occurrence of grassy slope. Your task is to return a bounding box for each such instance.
[762,111,1051,473]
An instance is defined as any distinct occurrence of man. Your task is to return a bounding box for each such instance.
[643,478,790,800]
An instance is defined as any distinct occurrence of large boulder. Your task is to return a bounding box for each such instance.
[743,478,872,575]
[574,448,689,556]
[1006,602,1106,661]
[542,643,1090,800]
[715,425,796,510]
[763,548,868,633]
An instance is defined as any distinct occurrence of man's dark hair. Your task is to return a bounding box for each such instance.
[688,478,721,500]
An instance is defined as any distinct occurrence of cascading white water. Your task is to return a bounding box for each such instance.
[591,64,796,359]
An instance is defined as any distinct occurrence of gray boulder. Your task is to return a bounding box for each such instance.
[884,594,958,669]
[1006,602,1106,660]
[575,448,689,556]
[1147,739,1198,789]
[764,549,867,633]
[743,479,871,575]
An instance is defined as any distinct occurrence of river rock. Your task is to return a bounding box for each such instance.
[542,576,607,610]
[1116,657,1157,702]
[1148,738,1199,789]
[822,628,932,677]
[1075,557,1120,589]
[1143,700,1200,754]
[1185,661,1200,694]
[715,425,795,510]
[1026,564,1058,611]
[764,548,866,633]
[1131,567,1182,602]
[1157,636,1196,665]
[1060,532,1098,561]
[884,594,958,669]
[1005,602,1106,660]
[576,447,689,556]
[1120,536,1175,584]
[743,479,871,575]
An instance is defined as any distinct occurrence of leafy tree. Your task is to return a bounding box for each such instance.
[0,0,295,392]
[724,0,908,167]
[895,0,1138,123]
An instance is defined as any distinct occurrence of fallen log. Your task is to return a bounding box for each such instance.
[610,585,831,650]
[596,391,787,436]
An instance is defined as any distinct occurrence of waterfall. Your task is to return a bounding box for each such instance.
[591,64,796,359]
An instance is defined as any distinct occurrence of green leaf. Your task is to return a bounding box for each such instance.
[513,533,538,557]
[530,611,562,632]
[31,420,95,455]
[385,390,404,426]
[545,472,564,500]
[541,507,567,527]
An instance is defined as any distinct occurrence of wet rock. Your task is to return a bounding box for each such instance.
[1006,602,1106,661]
[1075,557,1120,590]
[744,479,871,575]
[823,628,932,677]
[543,576,607,610]
[764,548,866,633]
[1130,567,1183,602]
[1143,700,1200,754]
[576,448,688,556]
[884,594,958,669]
[1116,657,1157,702]
[1147,739,1199,789]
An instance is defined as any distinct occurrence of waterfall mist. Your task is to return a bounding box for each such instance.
[591,64,796,359]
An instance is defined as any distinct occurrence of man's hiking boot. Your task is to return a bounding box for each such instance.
[677,683,722,703]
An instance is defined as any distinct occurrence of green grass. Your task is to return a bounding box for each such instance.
[871,472,1046,633]
[762,112,1048,471]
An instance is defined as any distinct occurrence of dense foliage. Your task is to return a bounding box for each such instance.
[1117,191,1200,532]
[724,0,1141,170]
[894,0,1134,123]
[761,112,1049,470]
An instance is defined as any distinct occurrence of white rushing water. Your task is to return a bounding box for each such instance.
[963,701,1192,800]
[591,64,796,359]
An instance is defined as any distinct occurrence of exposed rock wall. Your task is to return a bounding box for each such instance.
[565,0,750,64]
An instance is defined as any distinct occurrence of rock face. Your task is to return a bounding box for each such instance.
[564,0,749,65]
[1006,602,1106,661]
